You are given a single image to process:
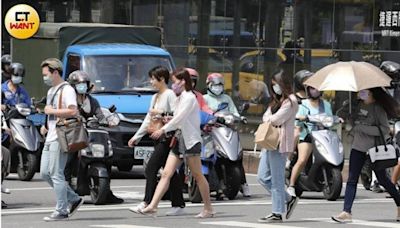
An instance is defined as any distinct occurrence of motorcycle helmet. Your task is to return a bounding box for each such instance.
[68,70,91,94]
[9,63,25,84]
[380,61,400,79]
[294,69,313,92]
[1,54,12,71]
[185,68,199,88]
[207,73,225,96]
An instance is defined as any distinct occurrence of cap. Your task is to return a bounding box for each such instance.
[41,58,63,72]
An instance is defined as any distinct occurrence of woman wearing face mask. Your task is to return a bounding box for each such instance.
[332,88,400,223]
[66,70,124,204]
[286,85,333,198]
[1,62,31,110]
[202,72,251,197]
[134,68,214,218]
[257,69,299,223]
[203,73,240,117]
[128,66,186,216]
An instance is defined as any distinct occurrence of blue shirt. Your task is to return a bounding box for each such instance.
[1,81,31,106]
[296,99,332,140]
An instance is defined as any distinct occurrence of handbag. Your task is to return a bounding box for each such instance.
[254,121,280,150]
[147,94,164,134]
[54,84,88,153]
[367,110,399,170]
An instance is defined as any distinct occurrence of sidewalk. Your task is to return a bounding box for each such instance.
[243,151,350,182]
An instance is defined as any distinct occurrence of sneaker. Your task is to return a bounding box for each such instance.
[287,186,296,197]
[69,198,84,217]
[2,200,7,209]
[1,185,10,194]
[166,207,185,216]
[43,212,68,222]
[371,182,384,193]
[241,183,251,197]
[129,202,147,214]
[286,196,299,219]
[331,211,352,223]
[258,213,283,223]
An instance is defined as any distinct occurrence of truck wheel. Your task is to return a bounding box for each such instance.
[17,152,37,181]
[89,177,110,205]
[322,166,342,201]
[223,165,241,200]
[188,171,204,203]
[117,163,133,172]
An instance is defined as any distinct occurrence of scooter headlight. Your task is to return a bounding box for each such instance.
[224,115,235,125]
[322,116,334,128]
[91,144,105,157]
[315,140,329,155]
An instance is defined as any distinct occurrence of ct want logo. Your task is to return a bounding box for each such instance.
[4,4,40,39]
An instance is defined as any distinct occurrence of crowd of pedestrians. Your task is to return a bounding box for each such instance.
[1,54,400,224]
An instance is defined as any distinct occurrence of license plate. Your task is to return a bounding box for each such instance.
[134,147,154,159]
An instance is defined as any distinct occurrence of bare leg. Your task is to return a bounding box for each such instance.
[289,142,313,187]
[143,154,182,212]
[392,163,400,185]
[186,155,213,213]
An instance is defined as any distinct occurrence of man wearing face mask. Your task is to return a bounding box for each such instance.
[1,63,31,110]
[287,85,332,197]
[203,73,251,197]
[66,70,123,204]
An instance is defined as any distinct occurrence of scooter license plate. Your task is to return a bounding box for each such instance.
[134,147,154,160]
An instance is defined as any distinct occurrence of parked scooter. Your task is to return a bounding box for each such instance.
[69,105,119,205]
[286,106,345,201]
[2,103,41,181]
[187,103,249,202]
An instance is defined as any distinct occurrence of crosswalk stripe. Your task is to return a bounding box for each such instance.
[303,218,399,227]
[91,225,165,228]
[201,221,306,228]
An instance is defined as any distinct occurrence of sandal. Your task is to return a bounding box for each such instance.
[195,210,216,218]
[138,208,158,218]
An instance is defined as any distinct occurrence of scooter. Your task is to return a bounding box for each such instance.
[69,106,119,205]
[187,103,249,202]
[286,112,344,201]
[3,103,41,181]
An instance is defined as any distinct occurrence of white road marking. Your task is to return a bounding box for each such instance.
[91,225,165,228]
[201,221,306,228]
[1,198,393,216]
[303,218,400,228]
[9,185,146,191]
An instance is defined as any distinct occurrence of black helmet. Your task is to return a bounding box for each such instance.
[1,54,12,71]
[68,70,90,85]
[380,61,400,79]
[10,62,25,77]
[294,70,313,92]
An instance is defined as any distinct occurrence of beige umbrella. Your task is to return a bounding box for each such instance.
[303,61,392,92]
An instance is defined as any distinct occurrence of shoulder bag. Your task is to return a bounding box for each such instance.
[147,94,164,134]
[54,85,89,153]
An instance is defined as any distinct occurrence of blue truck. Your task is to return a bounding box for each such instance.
[12,23,175,171]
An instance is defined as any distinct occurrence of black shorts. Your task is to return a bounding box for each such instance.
[299,134,312,144]
[171,142,201,157]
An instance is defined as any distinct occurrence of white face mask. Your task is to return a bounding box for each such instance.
[272,84,282,95]
[11,75,22,84]
[210,85,224,96]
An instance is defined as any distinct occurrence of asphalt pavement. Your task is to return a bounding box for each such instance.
[1,167,400,228]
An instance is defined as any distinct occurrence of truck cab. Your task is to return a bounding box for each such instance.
[63,43,175,171]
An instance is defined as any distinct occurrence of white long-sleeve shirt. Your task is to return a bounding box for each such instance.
[162,90,202,150]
